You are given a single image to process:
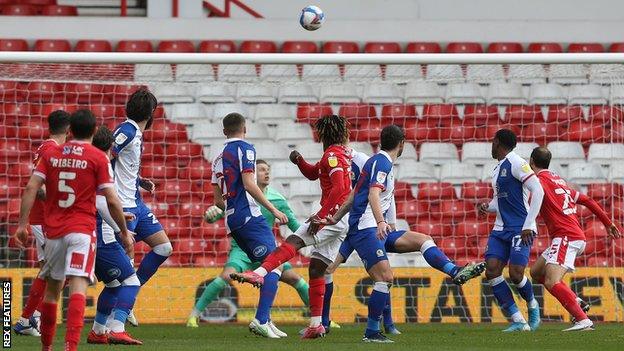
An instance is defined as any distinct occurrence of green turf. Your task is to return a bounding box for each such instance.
[12,323,624,351]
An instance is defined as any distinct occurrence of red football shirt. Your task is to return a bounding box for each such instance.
[33,140,114,239]
[537,170,586,240]
[316,144,352,218]
[29,139,59,225]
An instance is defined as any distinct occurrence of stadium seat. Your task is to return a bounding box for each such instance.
[587,183,624,204]
[166,103,207,124]
[568,43,604,53]
[271,160,303,182]
[0,38,28,51]
[404,81,444,104]
[301,64,342,82]
[416,182,456,200]
[393,181,415,201]
[282,41,318,53]
[134,64,173,82]
[528,83,567,105]
[1,4,37,15]
[322,41,359,53]
[588,143,624,166]
[319,83,360,103]
[274,122,313,146]
[610,85,624,105]
[521,122,561,144]
[34,39,71,52]
[176,64,215,82]
[196,84,236,103]
[413,219,452,238]
[562,121,607,144]
[547,104,584,125]
[364,42,401,53]
[338,103,376,127]
[528,42,563,53]
[253,141,290,161]
[396,200,430,221]
[465,65,505,85]
[143,120,188,143]
[504,104,544,126]
[352,119,382,143]
[64,83,108,104]
[18,119,47,140]
[237,85,275,103]
[608,164,624,183]
[198,40,236,53]
[362,82,403,104]
[175,239,211,265]
[439,162,479,184]
[158,40,195,53]
[41,5,77,16]
[568,162,607,184]
[419,143,459,164]
[210,103,249,122]
[349,142,375,155]
[216,64,257,82]
[296,103,332,124]
[395,142,417,162]
[166,142,203,161]
[445,83,486,104]
[260,64,299,83]
[255,104,295,125]
[151,84,194,103]
[530,237,549,256]
[288,179,322,203]
[446,42,483,53]
[278,83,318,104]
[462,142,495,166]
[589,105,623,124]
[395,160,437,184]
[568,84,608,105]
[385,64,423,83]
[487,42,523,53]
[116,40,153,52]
[454,220,491,238]
[25,81,61,103]
[589,64,624,85]
[461,182,493,202]
[546,142,586,166]
[549,64,588,84]
[343,64,382,81]
[141,161,176,179]
[240,40,277,53]
[75,40,112,52]
[435,200,478,220]
[405,42,442,53]
[507,64,547,84]
[438,238,472,260]
[425,64,464,83]
[487,83,527,105]
[380,104,418,125]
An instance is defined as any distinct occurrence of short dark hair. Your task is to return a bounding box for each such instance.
[380,125,405,151]
[47,110,70,135]
[495,129,517,150]
[126,88,157,123]
[223,112,245,135]
[92,125,114,152]
[531,147,552,169]
[70,109,97,139]
[256,159,269,167]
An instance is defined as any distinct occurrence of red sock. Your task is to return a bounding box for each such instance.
[547,282,588,322]
[260,242,296,273]
[309,277,326,318]
[40,302,58,347]
[21,277,46,319]
[65,294,86,351]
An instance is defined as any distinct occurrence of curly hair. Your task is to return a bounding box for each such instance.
[315,114,349,147]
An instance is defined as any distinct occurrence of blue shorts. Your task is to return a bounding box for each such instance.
[95,241,136,285]
[125,202,164,242]
[345,227,388,271]
[485,229,531,267]
[384,230,406,253]
[229,216,276,263]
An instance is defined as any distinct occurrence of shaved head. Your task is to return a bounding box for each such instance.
[531,147,552,169]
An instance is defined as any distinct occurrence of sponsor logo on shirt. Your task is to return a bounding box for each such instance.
[252,245,267,258]
[69,252,85,270]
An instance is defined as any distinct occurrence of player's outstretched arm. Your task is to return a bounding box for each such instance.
[242,172,288,224]
[14,174,45,248]
[101,187,135,253]
[576,193,621,239]
[290,150,319,180]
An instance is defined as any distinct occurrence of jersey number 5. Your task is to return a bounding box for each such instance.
[58,171,76,208]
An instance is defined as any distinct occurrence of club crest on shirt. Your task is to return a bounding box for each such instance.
[115,133,128,145]
[246,150,255,161]
[500,168,507,177]
[328,156,338,167]
[376,171,387,183]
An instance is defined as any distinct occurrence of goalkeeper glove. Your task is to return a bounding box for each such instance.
[204,205,224,223]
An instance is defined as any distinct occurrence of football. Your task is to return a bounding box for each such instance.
[299,5,324,31]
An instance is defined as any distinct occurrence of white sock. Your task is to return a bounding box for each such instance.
[528,299,539,309]
[19,317,29,326]
[253,267,268,277]
[310,316,322,327]
[511,311,526,323]
[576,297,583,304]
[190,309,201,318]
[108,319,125,333]
[92,321,107,334]
[33,310,41,318]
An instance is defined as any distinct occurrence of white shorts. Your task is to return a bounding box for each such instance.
[541,237,586,272]
[30,225,46,262]
[39,232,96,283]
[293,216,348,265]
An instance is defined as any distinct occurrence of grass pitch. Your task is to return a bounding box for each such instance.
[12,323,624,351]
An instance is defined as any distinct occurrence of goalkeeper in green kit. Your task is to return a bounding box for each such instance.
[186,159,310,327]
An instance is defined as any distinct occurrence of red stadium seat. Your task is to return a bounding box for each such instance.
[461,182,493,202]
[166,142,203,160]
[160,218,192,239]
[364,42,401,53]
[568,43,604,53]
[20,0,56,5]
[404,119,440,144]
[530,237,549,256]
[240,40,277,53]
[421,104,459,127]
[116,40,153,52]
[41,5,77,16]
[190,180,214,198]
[586,256,611,267]
[0,125,17,138]
[454,220,491,238]
[0,80,20,101]
[446,42,483,53]
[142,142,166,160]
[322,41,359,53]
[198,40,236,53]
[338,103,376,127]
[193,220,227,239]
[89,104,117,118]
[0,139,31,158]
[435,200,478,220]
[445,124,479,145]
[18,119,47,140]
[528,42,563,53]
[179,159,212,180]
[547,105,584,124]
[352,120,382,143]
[24,81,61,103]
[177,201,207,218]
[0,39,28,51]
[520,122,561,144]
[75,40,112,52]
[143,120,187,142]
[296,103,333,124]
[463,105,500,126]
[587,183,623,205]
[394,181,415,201]
[2,102,33,124]
[141,161,176,179]
[416,182,456,200]
[1,4,37,15]
[486,42,523,53]
[396,200,429,221]
[562,121,606,144]
[34,39,71,52]
[158,40,195,53]
[584,237,606,256]
[405,42,442,53]
[102,84,144,103]
[588,105,623,124]
[608,43,624,53]
[380,104,417,125]
[65,83,107,104]
[175,239,211,265]
[505,105,544,125]
[413,220,452,239]
[155,180,194,201]
[282,41,318,53]
[584,220,608,238]
[438,238,474,260]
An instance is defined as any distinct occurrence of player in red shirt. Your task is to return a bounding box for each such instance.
[232,114,352,338]
[526,147,620,331]
[14,109,134,351]
[13,110,70,337]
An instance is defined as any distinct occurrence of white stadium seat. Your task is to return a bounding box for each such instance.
[260,64,299,83]
[507,64,547,84]
[362,82,403,104]
[271,161,303,181]
[440,162,479,184]
[289,179,322,203]
[404,81,444,104]
[465,64,505,85]
[319,83,360,104]
[254,141,290,161]
[134,64,173,82]
[588,143,624,166]
[480,161,500,181]
[242,122,270,143]
[168,103,209,124]
[547,142,586,166]
[191,121,224,146]
[529,83,567,105]
[196,84,236,103]
[385,64,423,83]
[344,64,382,81]
[419,143,459,164]
[589,64,624,85]
[294,141,324,161]
[274,122,314,146]
[609,85,624,105]
[487,83,527,105]
[395,160,438,183]
[425,64,464,84]
[151,84,194,103]
[349,142,375,155]
[237,84,276,103]
[395,141,417,163]
[549,64,588,85]
[514,142,539,160]
[608,164,624,183]
[277,83,318,103]
[301,64,342,82]
[217,64,257,82]
[176,64,215,82]
[567,162,606,184]
[211,103,250,122]
[568,84,607,105]
[462,142,492,165]
[254,104,295,125]
[445,83,486,104]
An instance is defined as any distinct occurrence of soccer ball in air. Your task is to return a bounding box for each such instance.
[300,5,324,31]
